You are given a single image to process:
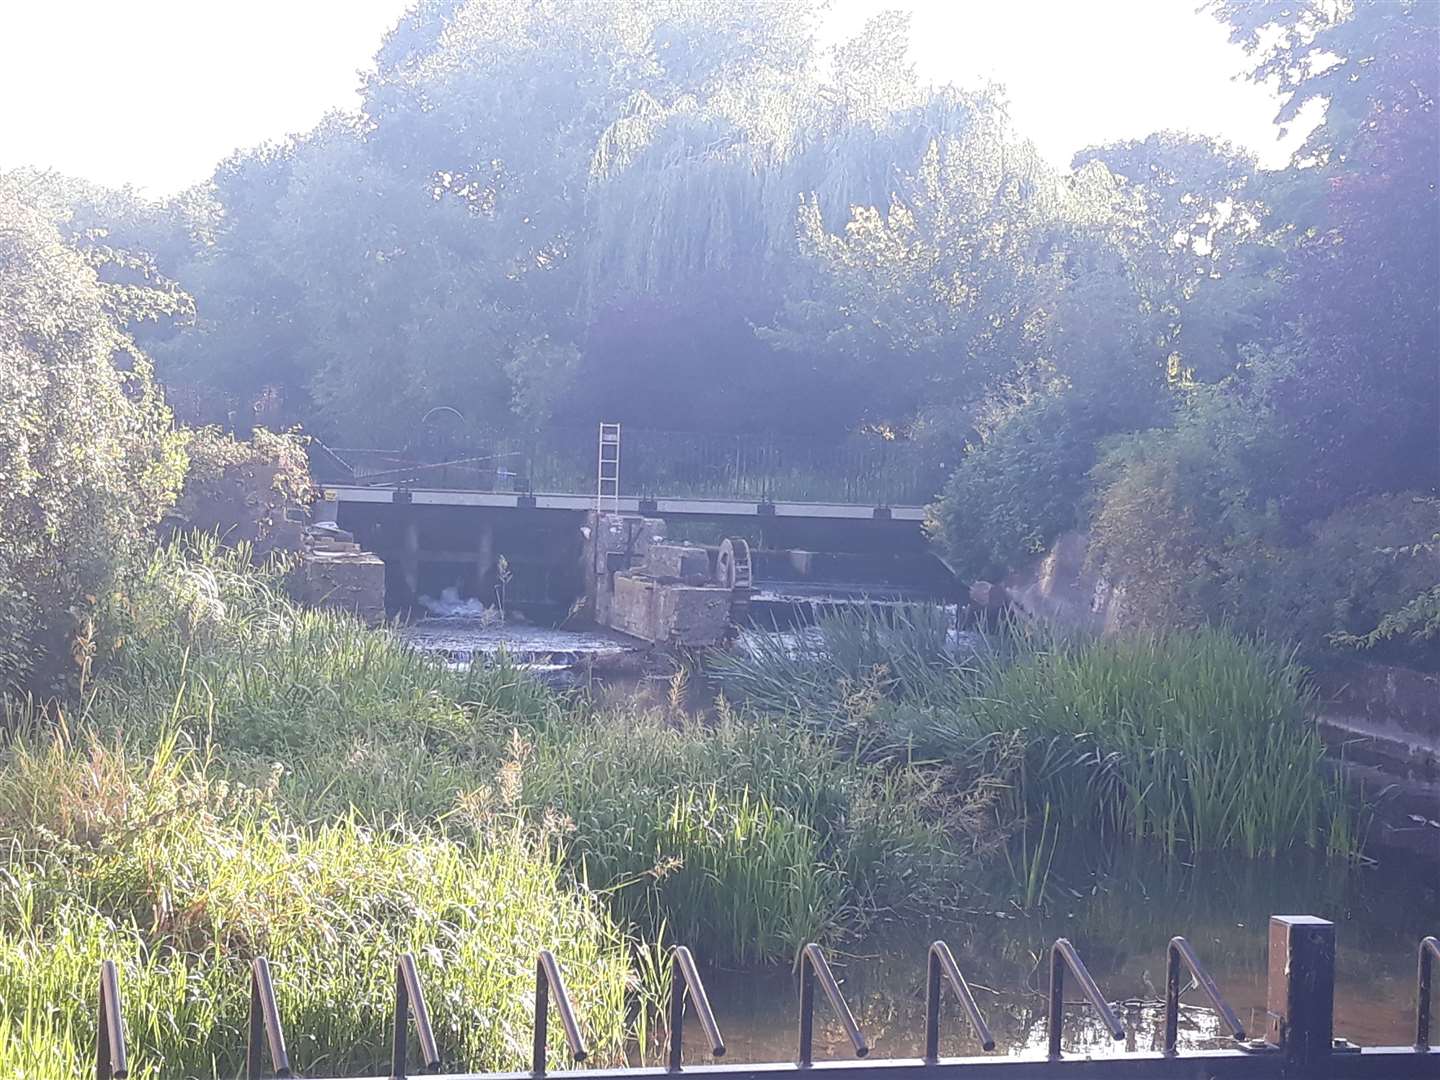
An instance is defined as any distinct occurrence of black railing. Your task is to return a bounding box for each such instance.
[312,427,945,507]
[90,918,1440,1080]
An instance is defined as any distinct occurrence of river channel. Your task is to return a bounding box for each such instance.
[396,618,1438,1061]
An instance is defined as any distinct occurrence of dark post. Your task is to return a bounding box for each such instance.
[1266,915,1335,1072]
[797,951,816,1067]
[1419,937,1439,1050]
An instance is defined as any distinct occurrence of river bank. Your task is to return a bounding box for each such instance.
[1,540,1429,1077]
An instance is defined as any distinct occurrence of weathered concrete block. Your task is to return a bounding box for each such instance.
[645,543,710,580]
[294,550,387,624]
[608,573,729,645]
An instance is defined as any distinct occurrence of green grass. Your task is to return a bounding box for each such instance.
[716,606,1360,863]
[0,733,636,1079]
[975,628,1359,859]
[1,538,991,1075]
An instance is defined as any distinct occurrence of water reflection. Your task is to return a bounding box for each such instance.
[684,849,1438,1062]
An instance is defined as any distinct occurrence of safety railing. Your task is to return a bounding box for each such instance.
[248,957,292,1079]
[88,919,1440,1080]
[1047,938,1125,1059]
[393,952,442,1078]
[670,945,726,1070]
[798,943,869,1065]
[312,427,945,508]
[1164,936,1245,1054]
[535,948,589,1075]
[926,941,995,1058]
[1419,936,1440,1051]
[96,958,128,1080]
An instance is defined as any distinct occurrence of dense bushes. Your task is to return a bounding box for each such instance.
[928,396,1101,582]
[169,426,315,553]
[0,175,187,699]
[1086,385,1440,664]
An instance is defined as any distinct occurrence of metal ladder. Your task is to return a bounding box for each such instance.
[596,422,620,514]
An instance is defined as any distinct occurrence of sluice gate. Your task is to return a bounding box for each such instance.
[93,918,1439,1080]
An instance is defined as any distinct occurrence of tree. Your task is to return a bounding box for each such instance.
[0,172,187,698]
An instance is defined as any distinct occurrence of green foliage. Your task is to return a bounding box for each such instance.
[1086,387,1282,631]
[518,706,977,965]
[169,426,315,554]
[972,629,1357,859]
[18,540,983,986]
[929,395,1102,580]
[0,172,187,700]
[0,735,636,1079]
[718,608,1357,860]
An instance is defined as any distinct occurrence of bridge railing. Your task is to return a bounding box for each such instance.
[312,428,946,507]
[88,916,1439,1079]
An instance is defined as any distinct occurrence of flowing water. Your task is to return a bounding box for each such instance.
[395,617,1437,1061]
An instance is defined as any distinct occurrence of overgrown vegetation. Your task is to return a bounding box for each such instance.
[1,542,1002,1074]
[716,608,1358,863]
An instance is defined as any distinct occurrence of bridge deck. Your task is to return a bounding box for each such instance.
[324,484,927,522]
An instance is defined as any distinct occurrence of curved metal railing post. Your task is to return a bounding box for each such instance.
[668,946,726,1071]
[797,944,869,1065]
[1164,936,1246,1054]
[533,950,588,1076]
[925,941,996,1060]
[247,957,293,1079]
[1419,936,1440,1050]
[1047,939,1125,1060]
[96,959,129,1080]
[391,952,442,1078]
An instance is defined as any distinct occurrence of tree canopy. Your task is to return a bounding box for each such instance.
[5,0,1436,662]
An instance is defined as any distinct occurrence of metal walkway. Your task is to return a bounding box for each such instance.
[310,427,944,521]
[94,917,1440,1080]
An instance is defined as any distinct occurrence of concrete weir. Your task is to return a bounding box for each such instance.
[584,514,735,646]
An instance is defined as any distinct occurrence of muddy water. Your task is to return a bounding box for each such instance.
[687,851,1437,1063]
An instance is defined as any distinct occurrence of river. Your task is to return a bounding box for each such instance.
[690,848,1436,1061]
[396,618,1437,1061]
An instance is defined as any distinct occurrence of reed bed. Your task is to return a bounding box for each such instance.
[717,606,1359,862]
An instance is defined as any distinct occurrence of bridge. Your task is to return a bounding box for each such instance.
[310,427,950,619]
[311,426,941,524]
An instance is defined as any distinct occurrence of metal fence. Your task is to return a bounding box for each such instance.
[311,428,946,507]
[94,917,1439,1080]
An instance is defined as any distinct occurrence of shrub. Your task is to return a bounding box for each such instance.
[170,426,315,554]
[0,175,187,699]
[1086,389,1284,631]
[928,396,1099,582]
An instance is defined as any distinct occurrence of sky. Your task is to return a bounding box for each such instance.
[0,0,1311,197]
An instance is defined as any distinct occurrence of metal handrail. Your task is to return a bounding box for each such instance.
[1164,936,1245,1053]
[392,953,442,1078]
[1419,936,1440,1050]
[669,946,725,1070]
[925,941,995,1059]
[96,959,129,1080]
[534,950,588,1075]
[1048,939,1125,1059]
[797,943,869,1065]
[248,957,293,1079]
